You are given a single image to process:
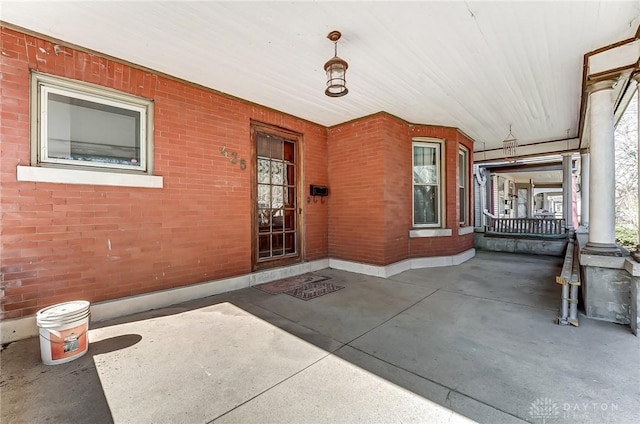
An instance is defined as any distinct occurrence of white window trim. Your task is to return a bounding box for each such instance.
[459,145,469,225]
[412,137,445,228]
[409,228,452,238]
[17,165,163,188]
[30,72,156,179]
[458,226,474,235]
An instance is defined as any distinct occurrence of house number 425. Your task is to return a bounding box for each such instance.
[220,145,246,170]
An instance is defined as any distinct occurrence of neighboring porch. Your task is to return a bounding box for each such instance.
[2,251,638,423]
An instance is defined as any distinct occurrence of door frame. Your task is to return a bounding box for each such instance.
[250,120,304,271]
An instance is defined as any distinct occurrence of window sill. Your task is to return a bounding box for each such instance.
[17,165,163,189]
[458,226,474,235]
[409,228,452,238]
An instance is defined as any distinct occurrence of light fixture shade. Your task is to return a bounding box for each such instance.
[324,56,349,97]
[324,30,348,97]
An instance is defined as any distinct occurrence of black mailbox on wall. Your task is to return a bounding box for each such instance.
[310,185,329,197]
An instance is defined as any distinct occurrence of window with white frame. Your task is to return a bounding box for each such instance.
[413,140,442,227]
[31,72,153,173]
[459,146,468,225]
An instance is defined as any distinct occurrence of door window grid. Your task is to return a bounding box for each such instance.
[257,133,297,261]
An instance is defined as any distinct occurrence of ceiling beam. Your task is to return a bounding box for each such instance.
[474,138,579,163]
[484,162,562,173]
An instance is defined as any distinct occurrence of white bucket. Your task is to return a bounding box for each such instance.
[36,300,90,365]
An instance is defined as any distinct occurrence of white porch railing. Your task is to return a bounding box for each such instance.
[485,217,567,236]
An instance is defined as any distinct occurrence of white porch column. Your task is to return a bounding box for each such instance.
[578,151,590,232]
[585,79,620,255]
[562,154,574,230]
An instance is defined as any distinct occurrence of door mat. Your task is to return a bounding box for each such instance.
[254,273,329,294]
[284,281,345,301]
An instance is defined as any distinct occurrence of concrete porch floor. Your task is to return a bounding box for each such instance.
[2,251,639,424]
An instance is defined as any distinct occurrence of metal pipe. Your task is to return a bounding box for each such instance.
[568,282,579,326]
[559,281,569,325]
[568,242,580,326]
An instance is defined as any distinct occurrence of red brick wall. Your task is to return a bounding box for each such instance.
[0,27,328,319]
[382,115,412,264]
[327,116,386,265]
[328,113,474,265]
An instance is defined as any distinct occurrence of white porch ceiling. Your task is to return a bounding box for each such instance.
[2,1,639,152]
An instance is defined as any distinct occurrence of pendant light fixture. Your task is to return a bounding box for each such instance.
[502,124,519,160]
[324,31,348,97]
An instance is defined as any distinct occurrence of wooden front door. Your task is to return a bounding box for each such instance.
[252,123,301,270]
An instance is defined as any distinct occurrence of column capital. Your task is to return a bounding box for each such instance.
[587,79,616,94]
[632,71,640,84]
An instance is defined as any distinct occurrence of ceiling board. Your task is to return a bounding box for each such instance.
[2,1,638,152]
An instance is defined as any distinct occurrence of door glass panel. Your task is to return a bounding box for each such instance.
[271,161,284,184]
[258,209,271,232]
[286,164,295,187]
[257,135,270,157]
[284,141,295,162]
[258,235,271,258]
[272,211,284,231]
[284,186,295,208]
[271,138,284,160]
[271,186,284,208]
[284,232,295,254]
[284,210,295,231]
[271,234,284,256]
[257,159,270,183]
[257,184,271,209]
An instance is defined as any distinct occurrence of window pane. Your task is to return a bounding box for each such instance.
[271,186,284,209]
[413,146,437,184]
[257,159,270,183]
[459,149,467,224]
[270,137,284,160]
[283,140,295,162]
[258,235,271,258]
[257,134,270,157]
[284,232,296,254]
[286,164,295,187]
[459,151,466,186]
[47,93,141,166]
[258,209,270,232]
[283,209,295,230]
[459,187,466,223]
[272,211,284,231]
[257,184,271,209]
[414,186,438,225]
[271,161,285,185]
[272,234,284,256]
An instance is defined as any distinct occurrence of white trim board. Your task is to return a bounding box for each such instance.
[0,250,475,344]
[329,248,475,278]
[17,166,163,189]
